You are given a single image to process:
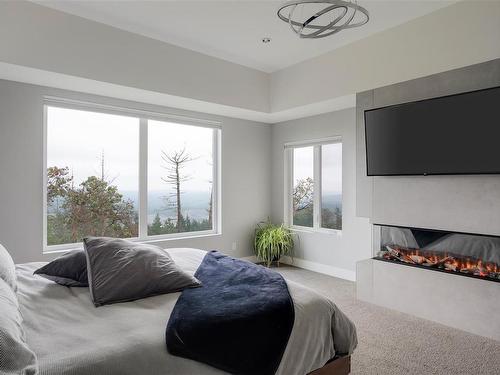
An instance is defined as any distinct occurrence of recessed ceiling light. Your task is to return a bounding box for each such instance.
[262,37,272,44]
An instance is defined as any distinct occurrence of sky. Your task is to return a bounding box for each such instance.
[293,143,342,195]
[148,120,212,193]
[321,142,342,195]
[47,106,214,197]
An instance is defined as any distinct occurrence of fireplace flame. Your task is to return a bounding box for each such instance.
[380,245,500,281]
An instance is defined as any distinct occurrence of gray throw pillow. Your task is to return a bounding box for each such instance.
[0,243,17,292]
[33,250,88,287]
[0,279,38,375]
[83,237,201,307]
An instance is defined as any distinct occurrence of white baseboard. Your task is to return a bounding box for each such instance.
[239,255,356,282]
[280,256,356,282]
[239,255,258,263]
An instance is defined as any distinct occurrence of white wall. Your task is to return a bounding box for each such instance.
[270,0,500,112]
[0,1,269,113]
[271,109,372,278]
[0,79,271,264]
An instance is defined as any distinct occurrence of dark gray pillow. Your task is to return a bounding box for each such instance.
[34,250,88,287]
[83,237,201,307]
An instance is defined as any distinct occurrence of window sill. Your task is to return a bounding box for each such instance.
[289,226,342,237]
[43,231,222,255]
[139,231,222,244]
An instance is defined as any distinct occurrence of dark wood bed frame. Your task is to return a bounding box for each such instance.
[307,355,351,375]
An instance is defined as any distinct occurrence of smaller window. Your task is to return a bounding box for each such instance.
[286,139,342,231]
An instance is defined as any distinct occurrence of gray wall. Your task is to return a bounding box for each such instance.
[271,109,372,274]
[0,1,269,113]
[271,1,500,112]
[0,79,271,263]
[356,59,500,236]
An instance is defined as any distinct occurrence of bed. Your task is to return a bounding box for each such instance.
[14,248,357,375]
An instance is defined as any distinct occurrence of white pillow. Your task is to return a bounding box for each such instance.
[0,243,16,291]
[0,279,38,375]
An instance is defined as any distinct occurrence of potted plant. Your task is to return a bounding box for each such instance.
[254,220,294,267]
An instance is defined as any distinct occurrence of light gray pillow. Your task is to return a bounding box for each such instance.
[0,279,38,375]
[83,237,201,307]
[0,243,17,292]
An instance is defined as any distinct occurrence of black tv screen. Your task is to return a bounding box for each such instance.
[364,86,500,176]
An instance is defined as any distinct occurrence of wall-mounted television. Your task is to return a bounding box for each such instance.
[364,86,500,176]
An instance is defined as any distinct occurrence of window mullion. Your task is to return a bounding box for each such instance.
[138,118,148,239]
[286,148,294,226]
[313,145,322,229]
[42,105,48,250]
[212,129,220,233]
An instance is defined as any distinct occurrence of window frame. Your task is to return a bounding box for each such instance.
[284,137,342,235]
[42,97,222,253]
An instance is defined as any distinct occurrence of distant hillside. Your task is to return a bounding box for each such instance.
[322,194,342,210]
[121,190,211,222]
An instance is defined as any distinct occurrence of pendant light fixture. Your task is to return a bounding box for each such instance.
[277,0,369,39]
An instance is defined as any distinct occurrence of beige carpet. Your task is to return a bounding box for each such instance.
[275,265,500,375]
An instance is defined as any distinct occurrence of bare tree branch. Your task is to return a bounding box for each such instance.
[160,148,195,231]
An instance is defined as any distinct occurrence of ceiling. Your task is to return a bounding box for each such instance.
[34,0,454,73]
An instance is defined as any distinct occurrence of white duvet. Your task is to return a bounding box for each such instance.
[16,248,357,375]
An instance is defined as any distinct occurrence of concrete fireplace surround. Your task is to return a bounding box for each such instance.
[357,258,500,341]
[355,59,500,341]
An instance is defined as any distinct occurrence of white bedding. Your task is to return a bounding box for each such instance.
[16,248,357,375]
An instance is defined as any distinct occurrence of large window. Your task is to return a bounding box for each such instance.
[286,138,342,231]
[44,101,220,250]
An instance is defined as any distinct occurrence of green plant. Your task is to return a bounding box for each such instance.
[254,221,294,267]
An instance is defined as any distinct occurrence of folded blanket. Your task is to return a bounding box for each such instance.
[166,251,294,375]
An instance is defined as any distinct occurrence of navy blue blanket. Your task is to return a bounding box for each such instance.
[166,251,295,375]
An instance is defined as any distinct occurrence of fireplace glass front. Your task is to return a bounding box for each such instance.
[374,225,500,282]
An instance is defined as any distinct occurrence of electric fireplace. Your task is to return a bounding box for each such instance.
[374,225,500,283]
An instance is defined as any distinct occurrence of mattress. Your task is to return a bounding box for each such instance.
[15,248,357,375]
